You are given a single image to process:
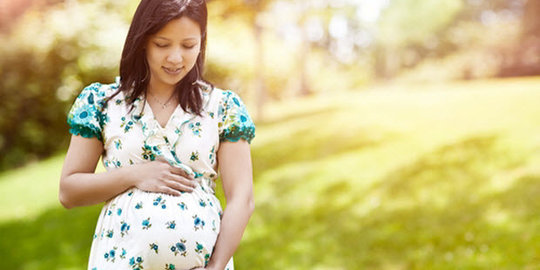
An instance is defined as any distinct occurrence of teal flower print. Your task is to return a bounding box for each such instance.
[204,253,211,266]
[218,105,225,116]
[170,239,187,256]
[135,202,143,209]
[120,248,127,259]
[129,256,144,269]
[209,146,215,164]
[142,217,152,230]
[150,243,159,254]
[193,215,205,231]
[177,202,187,210]
[194,242,204,254]
[104,157,122,168]
[67,83,107,141]
[166,220,176,229]
[106,230,114,238]
[232,96,240,106]
[199,199,206,207]
[114,139,122,150]
[120,117,134,133]
[117,208,122,216]
[153,196,166,209]
[120,221,130,237]
[218,91,256,143]
[190,151,199,162]
[165,263,176,270]
[104,247,117,262]
[174,127,182,135]
[141,145,156,161]
[189,122,202,137]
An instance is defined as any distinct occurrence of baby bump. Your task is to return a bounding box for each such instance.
[91,187,223,269]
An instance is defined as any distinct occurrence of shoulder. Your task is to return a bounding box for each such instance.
[205,86,245,109]
[75,79,121,109]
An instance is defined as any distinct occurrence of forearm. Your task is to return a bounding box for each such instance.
[59,166,134,209]
[207,199,254,270]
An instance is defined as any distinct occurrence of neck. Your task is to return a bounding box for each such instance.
[147,77,175,98]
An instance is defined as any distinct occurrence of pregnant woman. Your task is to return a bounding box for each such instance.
[59,0,255,269]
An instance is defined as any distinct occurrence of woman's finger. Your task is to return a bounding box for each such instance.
[157,185,182,196]
[167,172,197,188]
[164,178,194,192]
[169,165,194,179]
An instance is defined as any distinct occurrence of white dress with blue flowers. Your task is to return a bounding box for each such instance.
[67,78,255,270]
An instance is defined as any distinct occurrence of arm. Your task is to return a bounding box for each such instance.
[205,140,255,270]
[59,135,133,208]
[59,135,196,209]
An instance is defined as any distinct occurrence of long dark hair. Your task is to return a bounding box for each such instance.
[107,0,210,115]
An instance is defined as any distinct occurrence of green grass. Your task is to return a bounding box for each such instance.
[1,77,540,269]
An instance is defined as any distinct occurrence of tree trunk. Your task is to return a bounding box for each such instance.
[522,0,540,38]
[253,20,266,121]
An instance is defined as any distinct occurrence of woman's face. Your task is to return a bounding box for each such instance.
[145,16,202,91]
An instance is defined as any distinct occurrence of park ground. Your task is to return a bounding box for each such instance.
[1,77,539,269]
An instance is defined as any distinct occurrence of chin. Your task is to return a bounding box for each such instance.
[160,75,185,86]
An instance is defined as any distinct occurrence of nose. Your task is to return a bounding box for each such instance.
[167,47,183,64]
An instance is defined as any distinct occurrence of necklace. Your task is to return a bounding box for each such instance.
[148,91,176,110]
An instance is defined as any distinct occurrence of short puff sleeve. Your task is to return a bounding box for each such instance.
[67,82,107,141]
[218,90,256,144]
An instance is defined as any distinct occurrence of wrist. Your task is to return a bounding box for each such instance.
[206,261,225,270]
[118,165,137,188]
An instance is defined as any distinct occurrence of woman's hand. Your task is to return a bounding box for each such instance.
[128,158,196,196]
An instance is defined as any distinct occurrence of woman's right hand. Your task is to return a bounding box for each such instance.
[127,158,196,196]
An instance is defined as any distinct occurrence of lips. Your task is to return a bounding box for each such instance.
[162,66,183,75]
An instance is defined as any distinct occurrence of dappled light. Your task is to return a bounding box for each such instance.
[1,0,539,269]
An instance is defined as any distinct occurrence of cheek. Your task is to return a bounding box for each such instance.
[187,47,201,62]
[146,49,161,65]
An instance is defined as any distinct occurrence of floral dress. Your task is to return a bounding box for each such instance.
[67,77,255,270]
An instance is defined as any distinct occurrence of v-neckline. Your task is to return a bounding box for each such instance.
[144,99,180,130]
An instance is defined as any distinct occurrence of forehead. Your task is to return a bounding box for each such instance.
[152,16,201,40]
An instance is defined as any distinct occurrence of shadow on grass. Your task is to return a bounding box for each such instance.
[251,126,393,179]
[0,204,102,270]
[257,105,341,127]
[3,135,539,269]
[236,135,540,269]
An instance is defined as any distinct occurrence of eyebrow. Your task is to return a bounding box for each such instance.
[155,36,198,41]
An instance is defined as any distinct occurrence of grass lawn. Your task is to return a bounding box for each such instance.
[1,77,539,269]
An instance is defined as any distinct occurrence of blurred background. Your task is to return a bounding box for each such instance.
[0,0,539,269]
